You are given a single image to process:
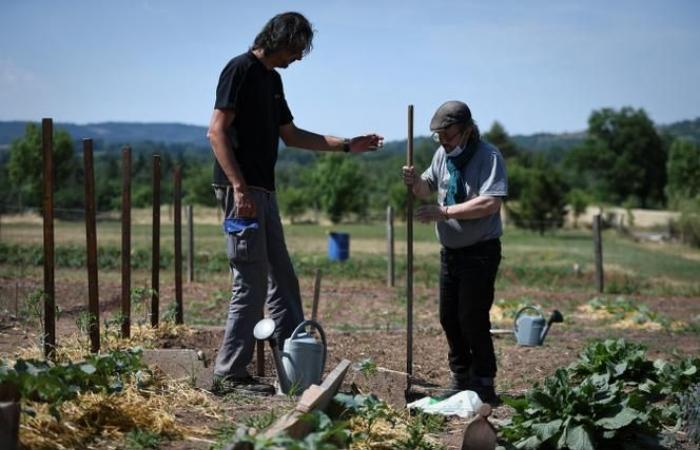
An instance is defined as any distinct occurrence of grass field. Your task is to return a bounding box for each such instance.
[1,215,699,296]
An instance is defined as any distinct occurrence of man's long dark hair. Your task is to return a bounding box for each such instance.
[252,12,314,56]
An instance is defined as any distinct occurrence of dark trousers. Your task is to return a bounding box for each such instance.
[439,239,501,380]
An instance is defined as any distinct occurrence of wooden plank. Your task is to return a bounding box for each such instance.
[262,359,351,440]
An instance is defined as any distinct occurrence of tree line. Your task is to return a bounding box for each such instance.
[1,107,699,244]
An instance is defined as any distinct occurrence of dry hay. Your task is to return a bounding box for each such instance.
[346,413,443,450]
[575,304,687,331]
[10,324,221,449]
[13,322,193,362]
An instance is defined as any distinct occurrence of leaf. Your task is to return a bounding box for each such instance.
[565,425,595,450]
[516,435,542,450]
[80,363,97,375]
[595,407,639,430]
[531,419,562,441]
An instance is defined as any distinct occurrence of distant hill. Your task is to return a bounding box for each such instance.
[1,117,698,154]
[0,121,209,150]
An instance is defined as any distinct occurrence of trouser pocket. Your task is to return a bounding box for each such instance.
[226,227,261,264]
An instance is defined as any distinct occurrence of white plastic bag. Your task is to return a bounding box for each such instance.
[407,390,483,418]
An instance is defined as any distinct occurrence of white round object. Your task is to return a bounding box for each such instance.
[253,318,276,340]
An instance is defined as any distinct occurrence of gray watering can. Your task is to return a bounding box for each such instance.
[513,306,564,346]
[253,318,326,395]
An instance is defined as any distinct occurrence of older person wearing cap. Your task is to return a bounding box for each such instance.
[402,100,507,404]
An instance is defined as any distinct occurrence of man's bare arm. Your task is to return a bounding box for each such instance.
[207,109,255,217]
[279,122,382,153]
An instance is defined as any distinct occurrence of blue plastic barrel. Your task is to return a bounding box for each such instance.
[327,232,350,261]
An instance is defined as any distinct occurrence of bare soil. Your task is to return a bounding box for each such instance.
[1,270,699,449]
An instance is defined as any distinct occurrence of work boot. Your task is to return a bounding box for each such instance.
[442,373,470,397]
[468,376,501,406]
[211,375,275,396]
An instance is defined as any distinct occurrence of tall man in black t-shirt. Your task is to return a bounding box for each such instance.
[208,12,383,395]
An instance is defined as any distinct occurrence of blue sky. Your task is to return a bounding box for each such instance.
[1,0,698,141]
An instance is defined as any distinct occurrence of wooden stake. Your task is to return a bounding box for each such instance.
[151,154,160,327]
[121,146,132,338]
[312,269,322,322]
[174,167,183,324]
[387,206,395,287]
[406,105,414,377]
[83,139,100,353]
[593,214,604,293]
[187,205,194,283]
[41,118,55,358]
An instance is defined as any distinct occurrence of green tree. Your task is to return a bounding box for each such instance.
[7,123,79,209]
[666,139,700,207]
[484,121,519,159]
[564,107,666,207]
[566,188,590,228]
[278,187,310,223]
[308,154,368,224]
[508,162,568,234]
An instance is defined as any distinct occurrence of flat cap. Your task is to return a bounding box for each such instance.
[430,100,472,131]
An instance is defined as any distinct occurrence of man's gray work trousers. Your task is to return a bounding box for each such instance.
[213,186,304,378]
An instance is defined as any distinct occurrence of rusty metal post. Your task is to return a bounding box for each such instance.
[83,139,100,353]
[121,146,132,338]
[406,105,414,377]
[151,154,160,327]
[187,205,194,283]
[42,118,55,358]
[387,205,395,287]
[593,214,604,293]
[174,167,183,324]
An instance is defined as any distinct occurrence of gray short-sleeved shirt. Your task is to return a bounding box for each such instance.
[422,140,508,249]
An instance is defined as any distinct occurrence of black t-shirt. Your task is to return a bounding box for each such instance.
[212,51,293,190]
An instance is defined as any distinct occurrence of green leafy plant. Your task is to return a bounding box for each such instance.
[501,369,663,450]
[124,427,162,449]
[501,339,700,449]
[243,409,278,431]
[0,348,145,419]
[357,358,378,378]
[567,338,654,383]
[228,410,349,450]
[396,412,446,450]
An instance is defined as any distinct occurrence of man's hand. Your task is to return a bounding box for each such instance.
[234,188,257,218]
[349,134,384,153]
[402,165,418,186]
[415,205,448,223]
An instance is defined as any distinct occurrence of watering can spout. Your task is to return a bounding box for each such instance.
[539,309,564,344]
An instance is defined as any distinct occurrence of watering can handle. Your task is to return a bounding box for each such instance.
[513,306,545,333]
[290,319,327,374]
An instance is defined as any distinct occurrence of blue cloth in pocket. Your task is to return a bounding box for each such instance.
[223,217,259,234]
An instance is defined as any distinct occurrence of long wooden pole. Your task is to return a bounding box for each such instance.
[387,206,395,287]
[83,139,100,353]
[151,155,160,327]
[42,118,55,358]
[121,146,132,338]
[312,268,322,322]
[406,105,414,377]
[187,205,194,283]
[593,214,604,293]
[174,167,183,324]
